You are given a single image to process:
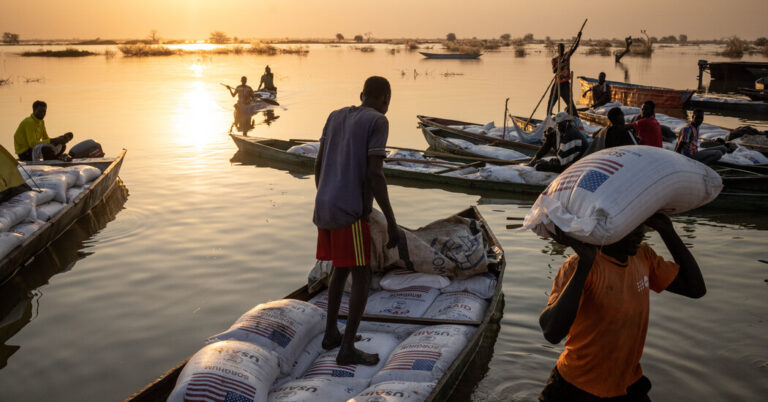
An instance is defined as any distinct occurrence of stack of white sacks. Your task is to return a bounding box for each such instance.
[0,164,102,259]
[168,268,497,402]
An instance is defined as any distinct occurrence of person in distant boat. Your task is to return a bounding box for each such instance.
[528,112,589,173]
[14,100,73,161]
[227,76,254,106]
[539,214,706,401]
[314,76,401,366]
[258,65,277,93]
[631,101,662,147]
[584,107,637,155]
[547,33,582,115]
[674,109,729,165]
[583,72,612,109]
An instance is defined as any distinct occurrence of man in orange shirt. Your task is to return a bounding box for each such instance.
[538,214,706,401]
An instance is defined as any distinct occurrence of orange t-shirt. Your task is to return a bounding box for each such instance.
[547,243,679,398]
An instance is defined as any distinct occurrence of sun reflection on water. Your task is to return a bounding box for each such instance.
[171,81,229,152]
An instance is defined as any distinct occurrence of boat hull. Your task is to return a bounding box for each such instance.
[578,76,694,109]
[419,52,482,59]
[707,61,768,82]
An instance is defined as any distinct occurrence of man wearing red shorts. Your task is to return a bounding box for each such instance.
[314,76,401,365]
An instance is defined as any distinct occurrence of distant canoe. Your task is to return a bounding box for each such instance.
[577,76,694,109]
[420,52,482,59]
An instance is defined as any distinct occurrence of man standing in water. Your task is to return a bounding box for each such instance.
[314,76,400,365]
[538,214,706,401]
[548,33,582,115]
[227,76,254,106]
[258,65,277,93]
[14,100,73,161]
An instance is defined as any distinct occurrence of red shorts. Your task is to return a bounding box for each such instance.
[316,219,371,267]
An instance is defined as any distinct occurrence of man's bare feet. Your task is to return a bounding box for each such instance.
[336,347,380,366]
[321,330,361,350]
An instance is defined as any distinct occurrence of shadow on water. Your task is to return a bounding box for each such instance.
[0,181,129,369]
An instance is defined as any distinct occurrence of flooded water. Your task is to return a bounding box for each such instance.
[0,43,766,401]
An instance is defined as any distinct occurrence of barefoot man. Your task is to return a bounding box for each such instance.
[314,76,401,365]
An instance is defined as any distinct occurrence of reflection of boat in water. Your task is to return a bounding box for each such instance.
[0,181,128,369]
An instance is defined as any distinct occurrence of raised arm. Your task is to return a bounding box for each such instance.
[568,32,582,56]
[367,155,399,248]
[644,214,706,298]
[539,228,596,344]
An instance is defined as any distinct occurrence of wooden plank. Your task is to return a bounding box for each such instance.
[337,313,483,327]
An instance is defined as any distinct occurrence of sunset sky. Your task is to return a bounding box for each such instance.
[1,0,766,40]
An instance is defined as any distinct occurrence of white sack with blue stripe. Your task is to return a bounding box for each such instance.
[522,145,722,245]
[208,300,327,375]
[168,340,279,402]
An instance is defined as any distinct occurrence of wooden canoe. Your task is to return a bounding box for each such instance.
[0,150,127,285]
[577,76,694,109]
[416,115,543,157]
[419,123,530,165]
[419,52,482,59]
[688,94,768,115]
[706,61,768,82]
[229,135,548,197]
[126,206,506,401]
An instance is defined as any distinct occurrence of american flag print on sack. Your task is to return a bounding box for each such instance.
[544,158,624,195]
[236,316,296,348]
[381,350,442,372]
[304,357,357,378]
[183,373,255,402]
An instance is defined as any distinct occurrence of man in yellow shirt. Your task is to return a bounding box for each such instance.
[14,101,73,161]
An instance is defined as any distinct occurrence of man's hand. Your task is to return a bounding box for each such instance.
[549,226,596,266]
[644,213,673,233]
[385,224,401,249]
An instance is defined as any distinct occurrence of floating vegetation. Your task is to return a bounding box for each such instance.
[21,48,97,57]
[118,44,178,57]
[720,36,747,58]
[441,72,464,77]
[0,78,10,86]
[404,40,420,50]
[387,48,401,54]
[279,46,309,55]
[104,49,116,58]
[442,39,483,54]
[24,77,42,83]
[248,43,279,55]
[117,43,309,57]
[586,41,611,56]
[351,46,375,52]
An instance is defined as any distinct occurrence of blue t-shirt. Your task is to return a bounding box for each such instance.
[313,106,389,230]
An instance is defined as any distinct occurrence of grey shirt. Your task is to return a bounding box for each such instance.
[313,106,389,230]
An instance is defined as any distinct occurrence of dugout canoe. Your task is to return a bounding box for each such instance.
[420,123,530,165]
[0,150,127,285]
[419,52,482,59]
[417,115,543,157]
[229,135,549,197]
[577,76,695,109]
[688,94,768,115]
[705,61,768,82]
[126,205,506,402]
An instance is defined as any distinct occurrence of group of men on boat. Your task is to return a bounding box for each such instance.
[227,65,277,107]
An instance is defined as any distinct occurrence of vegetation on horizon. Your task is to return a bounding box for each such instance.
[117,42,309,57]
[20,48,97,57]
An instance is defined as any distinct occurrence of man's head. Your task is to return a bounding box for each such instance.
[554,111,572,133]
[641,100,655,118]
[607,107,625,126]
[32,100,47,120]
[360,76,391,114]
[605,224,646,258]
[692,109,704,128]
[557,43,565,56]
[240,76,247,84]
[598,72,606,83]
[265,65,271,73]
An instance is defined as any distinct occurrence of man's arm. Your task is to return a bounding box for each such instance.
[645,214,706,298]
[367,155,399,248]
[539,228,596,344]
[314,141,324,188]
[228,85,236,97]
[568,32,582,56]
[257,76,265,91]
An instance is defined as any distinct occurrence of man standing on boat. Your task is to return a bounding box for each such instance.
[547,34,582,115]
[314,76,400,365]
[583,72,612,109]
[14,100,73,161]
[528,112,588,173]
[227,76,254,106]
[539,214,706,401]
[258,66,277,93]
[674,109,728,165]
[631,101,663,147]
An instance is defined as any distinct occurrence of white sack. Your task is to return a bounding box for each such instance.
[303,331,400,389]
[365,287,440,317]
[36,202,66,221]
[356,322,422,341]
[350,381,436,402]
[208,300,327,375]
[371,325,475,385]
[522,145,723,245]
[168,340,279,402]
[423,291,489,322]
[0,232,25,259]
[412,216,488,279]
[0,203,33,232]
[441,272,497,299]
[288,332,326,379]
[380,268,451,291]
[11,220,46,240]
[286,143,320,157]
[62,165,101,186]
[26,174,70,203]
[268,378,361,402]
[66,186,86,203]
[12,189,56,206]
[309,289,350,315]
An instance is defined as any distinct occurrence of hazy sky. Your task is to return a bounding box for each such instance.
[2,0,766,40]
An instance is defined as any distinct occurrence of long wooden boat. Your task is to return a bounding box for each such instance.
[688,94,768,114]
[417,115,543,157]
[126,206,506,401]
[577,76,694,109]
[736,88,768,102]
[706,61,768,82]
[419,52,482,59]
[230,135,548,196]
[420,123,530,165]
[0,150,127,285]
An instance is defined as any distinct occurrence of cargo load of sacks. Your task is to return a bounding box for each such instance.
[522,146,723,245]
[0,164,102,259]
[168,298,480,402]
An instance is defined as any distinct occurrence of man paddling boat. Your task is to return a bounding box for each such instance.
[314,76,401,365]
[547,33,582,115]
[226,76,254,106]
[539,214,706,401]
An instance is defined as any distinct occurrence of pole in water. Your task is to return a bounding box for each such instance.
[502,98,509,141]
